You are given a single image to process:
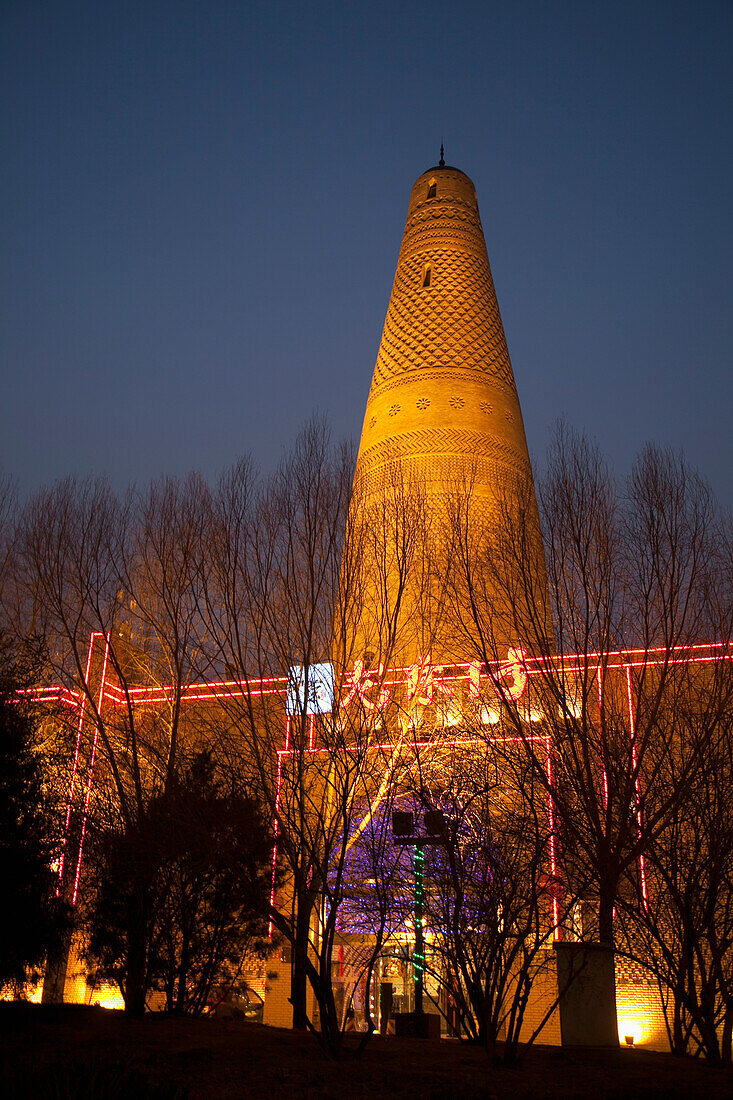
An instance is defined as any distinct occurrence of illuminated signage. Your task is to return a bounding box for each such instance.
[286,662,336,715]
[340,648,530,711]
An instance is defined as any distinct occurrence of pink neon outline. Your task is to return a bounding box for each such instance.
[625,666,648,909]
[56,633,99,894]
[34,637,733,714]
[275,733,548,758]
[26,685,79,707]
[106,686,285,705]
[597,669,609,812]
[545,734,560,935]
[50,633,733,934]
[268,736,287,938]
[71,635,110,906]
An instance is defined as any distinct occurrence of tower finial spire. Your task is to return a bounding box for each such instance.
[439,141,445,167]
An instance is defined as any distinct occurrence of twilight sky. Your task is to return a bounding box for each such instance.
[2,1,732,504]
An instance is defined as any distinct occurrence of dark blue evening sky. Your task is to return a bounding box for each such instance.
[2,1,731,503]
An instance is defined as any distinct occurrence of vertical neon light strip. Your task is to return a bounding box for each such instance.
[597,668,609,812]
[544,734,560,935]
[284,713,291,752]
[625,666,648,909]
[268,716,289,937]
[56,632,98,895]
[71,635,110,906]
[308,713,315,750]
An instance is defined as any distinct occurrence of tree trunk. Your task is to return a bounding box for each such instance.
[291,889,311,1030]
[175,935,190,1015]
[41,928,72,1004]
[126,935,148,1017]
[125,888,149,1018]
[597,885,615,946]
[672,992,687,1055]
[721,1009,732,1066]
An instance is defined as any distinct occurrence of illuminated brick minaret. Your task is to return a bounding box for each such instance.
[353,156,543,665]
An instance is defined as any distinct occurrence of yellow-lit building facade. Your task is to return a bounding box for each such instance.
[23,160,729,1054]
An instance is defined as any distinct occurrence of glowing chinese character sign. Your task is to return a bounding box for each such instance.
[338,647,528,714]
[341,659,391,710]
[468,648,528,701]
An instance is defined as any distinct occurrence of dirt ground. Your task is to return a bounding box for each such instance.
[1,1004,731,1099]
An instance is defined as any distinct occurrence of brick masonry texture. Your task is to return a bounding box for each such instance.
[355,166,534,503]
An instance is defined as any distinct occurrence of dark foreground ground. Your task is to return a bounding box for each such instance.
[1,1004,732,1099]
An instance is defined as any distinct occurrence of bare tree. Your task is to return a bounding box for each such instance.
[198,419,438,1054]
[409,724,572,1064]
[442,426,721,1045]
[16,473,248,1015]
[617,519,733,1062]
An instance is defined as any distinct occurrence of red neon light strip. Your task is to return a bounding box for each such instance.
[26,685,80,706]
[268,735,287,938]
[625,666,648,910]
[121,673,288,700]
[71,635,110,906]
[140,645,733,705]
[598,668,609,812]
[176,644,733,693]
[108,686,285,705]
[545,734,560,935]
[56,633,98,895]
[274,733,548,759]
[32,632,733,720]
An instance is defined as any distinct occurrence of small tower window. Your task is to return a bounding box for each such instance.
[427,178,437,199]
[422,263,432,288]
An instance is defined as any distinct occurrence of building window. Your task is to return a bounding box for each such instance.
[422,264,432,288]
[427,179,437,198]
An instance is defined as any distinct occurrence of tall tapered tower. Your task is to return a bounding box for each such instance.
[353,159,543,666]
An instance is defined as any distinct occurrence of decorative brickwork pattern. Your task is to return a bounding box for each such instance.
[356,428,526,480]
[373,250,514,390]
[369,175,516,394]
[365,367,518,404]
[354,455,524,503]
[355,166,534,507]
[615,956,654,984]
[352,164,543,663]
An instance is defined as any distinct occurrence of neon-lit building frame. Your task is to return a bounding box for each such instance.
[34,634,733,1039]
[42,634,733,928]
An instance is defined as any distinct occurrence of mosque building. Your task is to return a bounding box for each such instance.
[33,155,714,1052]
